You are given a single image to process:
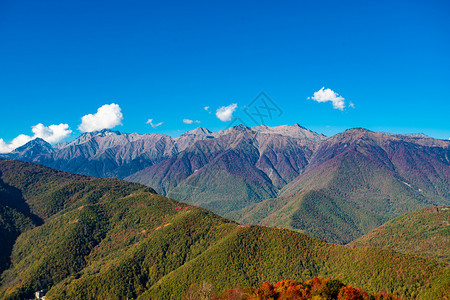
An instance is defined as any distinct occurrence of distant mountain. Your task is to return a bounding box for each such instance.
[2,125,449,245]
[0,159,448,299]
[349,206,450,263]
[127,125,325,215]
[2,128,221,178]
[253,123,326,144]
[61,128,123,146]
[10,138,54,159]
[181,127,213,136]
[2,125,326,215]
[230,129,450,244]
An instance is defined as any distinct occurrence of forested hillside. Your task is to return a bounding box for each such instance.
[0,159,448,299]
[350,206,450,263]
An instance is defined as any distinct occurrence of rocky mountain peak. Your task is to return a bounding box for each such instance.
[326,128,380,145]
[11,138,54,158]
[86,128,121,138]
[63,129,122,147]
[233,124,252,131]
[181,127,213,136]
[252,124,326,141]
[220,124,254,135]
[293,123,307,130]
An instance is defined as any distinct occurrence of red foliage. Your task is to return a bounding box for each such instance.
[175,206,190,211]
[220,286,246,300]
[337,286,370,300]
[218,278,398,300]
[274,280,309,299]
[252,282,277,299]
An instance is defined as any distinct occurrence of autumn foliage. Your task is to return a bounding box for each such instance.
[185,277,399,300]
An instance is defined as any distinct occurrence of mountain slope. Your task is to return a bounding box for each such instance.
[0,159,448,300]
[10,138,54,159]
[0,179,36,273]
[3,128,221,179]
[349,206,450,263]
[128,125,323,216]
[3,126,450,245]
[230,129,450,244]
[0,158,156,277]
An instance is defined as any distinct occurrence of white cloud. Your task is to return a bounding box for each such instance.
[183,119,201,124]
[0,123,72,153]
[78,103,123,132]
[216,103,237,122]
[146,119,163,128]
[308,87,346,110]
[0,135,32,153]
[204,106,211,113]
[0,140,8,153]
[32,123,72,144]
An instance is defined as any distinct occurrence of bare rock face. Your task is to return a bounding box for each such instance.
[252,123,326,146]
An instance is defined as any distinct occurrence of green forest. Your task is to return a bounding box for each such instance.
[0,159,448,299]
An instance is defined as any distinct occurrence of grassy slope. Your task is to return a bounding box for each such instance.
[0,159,448,300]
[349,206,450,263]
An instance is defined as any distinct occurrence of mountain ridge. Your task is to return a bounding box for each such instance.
[2,125,449,244]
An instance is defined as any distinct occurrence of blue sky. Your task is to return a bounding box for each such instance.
[0,0,449,150]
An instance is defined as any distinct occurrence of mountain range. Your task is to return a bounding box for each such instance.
[2,124,449,244]
[0,159,448,299]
